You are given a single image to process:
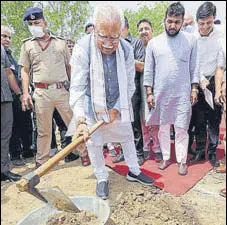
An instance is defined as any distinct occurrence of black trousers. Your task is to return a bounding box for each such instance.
[131,73,144,157]
[188,78,222,155]
[52,109,72,149]
[9,98,33,159]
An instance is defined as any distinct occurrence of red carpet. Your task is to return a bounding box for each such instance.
[105,120,225,196]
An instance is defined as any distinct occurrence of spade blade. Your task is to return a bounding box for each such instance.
[38,186,80,212]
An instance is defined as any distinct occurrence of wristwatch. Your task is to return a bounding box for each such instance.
[16,92,22,99]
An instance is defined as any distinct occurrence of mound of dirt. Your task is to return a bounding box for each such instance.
[110,186,198,225]
[44,210,101,225]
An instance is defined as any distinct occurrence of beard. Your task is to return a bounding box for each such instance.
[165,27,181,37]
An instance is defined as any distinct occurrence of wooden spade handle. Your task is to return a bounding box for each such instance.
[34,120,105,178]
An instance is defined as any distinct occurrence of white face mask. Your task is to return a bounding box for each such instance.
[28,26,45,38]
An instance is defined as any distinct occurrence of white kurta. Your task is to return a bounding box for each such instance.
[144,31,199,130]
[67,35,136,146]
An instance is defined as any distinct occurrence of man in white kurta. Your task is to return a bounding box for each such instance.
[144,2,200,175]
[67,4,155,199]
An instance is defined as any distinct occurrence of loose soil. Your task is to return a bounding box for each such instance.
[1,132,226,225]
[44,211,100,225]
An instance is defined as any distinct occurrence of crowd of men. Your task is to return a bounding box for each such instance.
[1,1,226,199]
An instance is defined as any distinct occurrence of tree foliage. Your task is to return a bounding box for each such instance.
[1,1,91,58]
[1,1,33,58]
[43,1,91,39]
[124,1,171,38]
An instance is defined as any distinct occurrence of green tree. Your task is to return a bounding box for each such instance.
[43,1,91,39]
[124,1,170,38]
[1,1,33,58]
[1,1,91,58]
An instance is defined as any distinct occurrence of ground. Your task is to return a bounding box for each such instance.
[1,153,226,225]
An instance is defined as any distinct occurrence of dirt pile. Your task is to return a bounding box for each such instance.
[110,186,198,225]
[44,210,101,225]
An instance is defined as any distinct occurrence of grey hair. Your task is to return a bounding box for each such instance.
[93,4,125,31]
[1,25,12,34]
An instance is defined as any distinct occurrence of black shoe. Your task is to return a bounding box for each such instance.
[144,151,151,160]
[138,156,145,166]
[154,152,163,161]
[96,181,109,200]
[22,151,34,159]
[11,159,26,166]
[188,151,206,164]
[112,153,125,163]
[208,154,220,167]
[35,161,42,169]
[126,171,155,185]
[188,148,196,155]
[1,171,21,182]
[64,152,80,162]
[50,147,58,157]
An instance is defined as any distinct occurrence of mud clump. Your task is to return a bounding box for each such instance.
[44,210,101,225]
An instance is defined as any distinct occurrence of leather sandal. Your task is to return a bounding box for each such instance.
[81,155,91,166]
[220,188,226,197]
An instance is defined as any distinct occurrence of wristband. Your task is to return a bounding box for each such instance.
[16,92,22,99]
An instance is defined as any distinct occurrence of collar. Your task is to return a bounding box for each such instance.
[4,46,12,54]
[31,31,57,41]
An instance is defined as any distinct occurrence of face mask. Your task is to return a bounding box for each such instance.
[28,26,45,38]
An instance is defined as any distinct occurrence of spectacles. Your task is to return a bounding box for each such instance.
[96,32,120,43]
[1,34,11,39]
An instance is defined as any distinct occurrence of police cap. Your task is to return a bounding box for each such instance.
[23,7,44,21]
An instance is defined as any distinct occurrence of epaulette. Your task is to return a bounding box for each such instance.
[22,37,33,42]
[56,36,65,40]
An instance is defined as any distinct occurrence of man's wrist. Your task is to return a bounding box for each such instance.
[191,88,199,94]
[221,80,226,87]
[16,92,22,99]
[77,117,87,126]
[146,86,153,97]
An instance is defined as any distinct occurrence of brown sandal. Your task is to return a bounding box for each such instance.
[220,188,226,197]
[81,155,91,166]
[79,147,91,166]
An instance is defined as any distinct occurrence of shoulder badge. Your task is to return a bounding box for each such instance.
[56,36,65,40]
[22,37,33,42]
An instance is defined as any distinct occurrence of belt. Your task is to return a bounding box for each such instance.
[35,82,65,89]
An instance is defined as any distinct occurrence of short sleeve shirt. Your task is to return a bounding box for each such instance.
[1,44,13,102]
[18,33,70,83]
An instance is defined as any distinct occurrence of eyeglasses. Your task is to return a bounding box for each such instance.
[1,34,11,39]
[96,32,120,43]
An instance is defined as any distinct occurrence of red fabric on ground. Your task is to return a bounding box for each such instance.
[104,119,226,196]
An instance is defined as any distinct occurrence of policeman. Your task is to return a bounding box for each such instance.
[19,7,73,168]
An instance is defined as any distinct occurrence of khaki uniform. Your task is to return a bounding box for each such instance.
[19,33,73,164]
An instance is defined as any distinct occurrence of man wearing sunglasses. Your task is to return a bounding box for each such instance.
[67,4,155,200]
